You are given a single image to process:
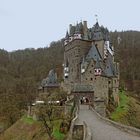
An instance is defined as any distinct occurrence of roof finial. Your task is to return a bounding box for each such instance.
[95,14,98,22]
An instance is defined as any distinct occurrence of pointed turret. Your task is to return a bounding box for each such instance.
[64,31,69,46]
[65,31,69,39]
[74,23,82,39]
[94,22,100,31]
[92,22,104,41]
[75,23,80,34]
[69,24,75,36]
[79,22,83,33]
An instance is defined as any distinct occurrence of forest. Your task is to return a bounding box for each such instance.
[0,31,140,131]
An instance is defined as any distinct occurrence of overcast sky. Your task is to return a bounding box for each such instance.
[0,0,140,51]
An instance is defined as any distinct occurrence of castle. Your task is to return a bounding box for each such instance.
[63,20,120,116]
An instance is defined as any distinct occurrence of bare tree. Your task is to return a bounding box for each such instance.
[37,103,54,140]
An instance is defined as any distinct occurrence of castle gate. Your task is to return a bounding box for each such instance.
[71,84,94,107]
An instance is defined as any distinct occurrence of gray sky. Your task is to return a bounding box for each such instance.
[0,0,140,51]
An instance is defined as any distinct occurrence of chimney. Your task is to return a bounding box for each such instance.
[83,21,88,40]
[83,21,87,29]
[69,24,72,35]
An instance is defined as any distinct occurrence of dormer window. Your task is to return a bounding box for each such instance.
[94,68,102,76]
[64,40,69,45]
[69,37,73,42]
[74,34,82,39]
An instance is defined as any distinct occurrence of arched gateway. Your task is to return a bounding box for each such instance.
[71,84,94,107]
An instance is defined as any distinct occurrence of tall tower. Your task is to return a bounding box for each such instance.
[63,21,92,85]
[92,22,105,59]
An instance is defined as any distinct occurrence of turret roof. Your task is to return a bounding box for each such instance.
[69,25,75,36]
[95,59,102,69]
[104,52,115,77]
[41,69,58,87]
[75,23,80,34]
[65,31,69,39]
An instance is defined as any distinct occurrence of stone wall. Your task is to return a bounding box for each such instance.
[81,59,96,84]
[112,77,120,105]
[94,76,109,102]
[94,99,106,117]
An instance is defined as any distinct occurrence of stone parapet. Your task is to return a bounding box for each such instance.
[91,107,140,137]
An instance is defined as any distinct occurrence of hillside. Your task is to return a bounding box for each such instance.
[0,116,48,140]
[0,116,66,140]
[110,31,140,97]
[0,40,64,131]
[0,31,140,132]
[110,91,140,129]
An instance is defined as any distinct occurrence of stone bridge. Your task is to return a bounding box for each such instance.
[75,105,140,140]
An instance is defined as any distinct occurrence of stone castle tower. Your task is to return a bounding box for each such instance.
[63,20,119,116]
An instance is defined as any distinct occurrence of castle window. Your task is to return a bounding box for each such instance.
[91,78,93,81]
[92,65,94,67]
[86,78,87,80]
[95,78,96,80]
[90,70,92,73]
[108,81,111,84]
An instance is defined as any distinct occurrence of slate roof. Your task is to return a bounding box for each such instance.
[65,31,69,39]
[41,69,58,87]
[69,25,75,36]
[92,22,104,41]
[72,84,94,93]
[95,59,102,69]
[86,45,102,61]
[104,52,116,77]
[64,21,118,78]
[75,24,80,34]
[65,21,109,41]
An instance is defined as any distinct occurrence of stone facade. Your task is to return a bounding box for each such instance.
[64,40,91,84]
[63,20,120,116]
